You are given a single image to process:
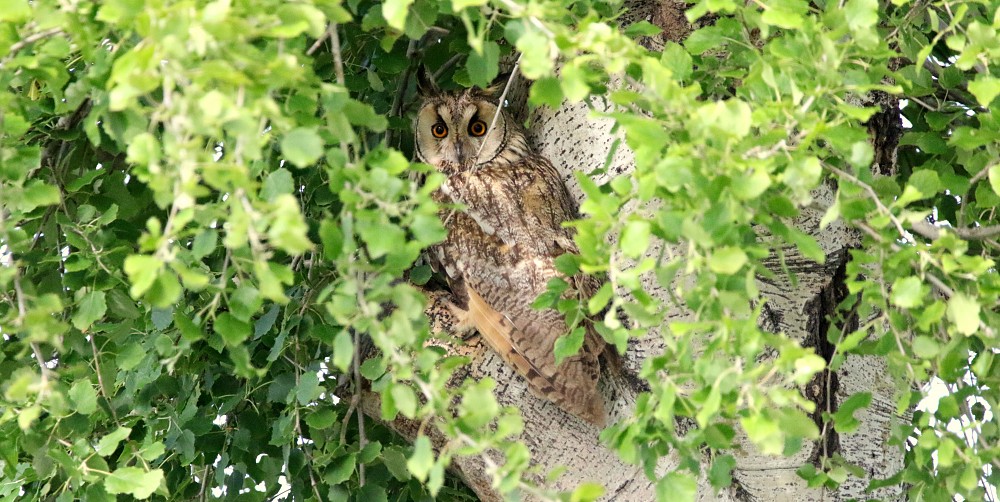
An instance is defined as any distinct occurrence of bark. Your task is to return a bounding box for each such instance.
[358,3,907,500]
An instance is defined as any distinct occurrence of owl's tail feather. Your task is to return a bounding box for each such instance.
[463,286,608,427]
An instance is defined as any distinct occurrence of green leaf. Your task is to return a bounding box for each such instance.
[660,42,693,81]
[407,435,434,482]
[332,330,354,373]
[382,0,414,30]
[383,447,411,481]
[96,427,132,456]
[832,392,871,434]
[570,482,606,502]
[305,408,338,430]
[147,272,182,308]
[261,168,294,201]
[889,276,925,308]
[529,77,563,109]
[214,312,251,346]
[359,221,406,258]
[103,467,163,499]
[553,328,585,366]
[296,371,321,405]
[268,194,313,255]
[912,336,940,359]
[516,31,553,79]
[908,170,941,198]
[126,133,159,166]
[409,264,432,285]
[989,164,1000,197]
[844,0,878,30]
[760,0,806,29]
[19,181,61,212]
[191,230,218,259]
[621,220,651,258]
[360,358,386,379]
[390,384,417,418]
[0,0,31,22]
[356,485,388,502]
[708,454,736,488]
[124,255,162,298]
[968,75,1000,107]
[459,378,499,429]
[656,472,696,502]
[73,291,107,331]
[68,381,98,415]
[280,128,324,167]
[624,20,662,37]
[467,41,500,88]
[946,293,980,336]
[451,0,487,9]
[708,247,747,275]
[229,286,262,321]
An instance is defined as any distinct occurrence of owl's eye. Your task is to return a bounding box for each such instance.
[431,123,448,138]
[468,120,488,137]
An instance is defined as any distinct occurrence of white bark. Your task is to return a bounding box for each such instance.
[363,3,906,499]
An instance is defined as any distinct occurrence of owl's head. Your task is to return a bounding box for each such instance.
[413,71,528,175]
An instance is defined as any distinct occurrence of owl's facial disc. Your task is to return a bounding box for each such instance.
[414,92,509,174]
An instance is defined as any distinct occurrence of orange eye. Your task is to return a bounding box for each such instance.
[469,120,487,137]
[431,123,448,138]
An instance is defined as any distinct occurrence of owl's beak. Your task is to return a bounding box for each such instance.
[454,142,467,168]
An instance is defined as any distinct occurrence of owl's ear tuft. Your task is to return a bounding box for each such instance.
[417,67,441,97]
[483,72,512,97]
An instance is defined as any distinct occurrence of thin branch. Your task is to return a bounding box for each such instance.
[824,163,913,243]
[855,221,957,299]
[474,53,522,163]
[305,28,330,56]
[4,28,63,59]
[353,328,367,487]
[921,59,981,110]
[330,24,346,87]
[386,40,419,147]
[910,219,1000,241]
[90,335,120,423]
[432,54,463,82]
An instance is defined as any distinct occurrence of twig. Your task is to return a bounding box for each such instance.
[474,53,522,163]
[432,54,463,82]
[89,336,120,423]
[306,27,330,56]
[823,162,913,243]
[353,328,366,487]
[329,24,346,87]
[386,40,419,147]
[910,219,1000,241]
[855,221,956,299]
[5,28,63,59]
[922,60,981,110]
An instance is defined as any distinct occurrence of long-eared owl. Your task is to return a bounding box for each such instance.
[414,71,610,426]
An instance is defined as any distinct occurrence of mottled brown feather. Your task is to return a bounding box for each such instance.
[416,89,609,426]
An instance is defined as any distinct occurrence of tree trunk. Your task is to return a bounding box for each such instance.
[361,4,907,500]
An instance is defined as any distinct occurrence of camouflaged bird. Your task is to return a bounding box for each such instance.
[414,71,610,426]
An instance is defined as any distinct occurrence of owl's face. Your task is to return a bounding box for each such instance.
[414,88,521,175]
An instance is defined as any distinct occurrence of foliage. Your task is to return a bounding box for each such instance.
[1,0,999,500]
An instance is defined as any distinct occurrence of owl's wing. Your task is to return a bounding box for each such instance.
[431,158,608,426]
[461,283,606,426]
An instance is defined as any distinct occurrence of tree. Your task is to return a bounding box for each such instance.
[1,0,998,500]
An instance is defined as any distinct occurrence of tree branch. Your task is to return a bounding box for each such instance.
[910,219,1000,241]
[4,27,63,59]
[474,53,522,162]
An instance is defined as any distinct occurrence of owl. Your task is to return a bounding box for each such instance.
[414,71,610,426]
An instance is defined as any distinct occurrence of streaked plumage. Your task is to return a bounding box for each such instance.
[414,75,609,426]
